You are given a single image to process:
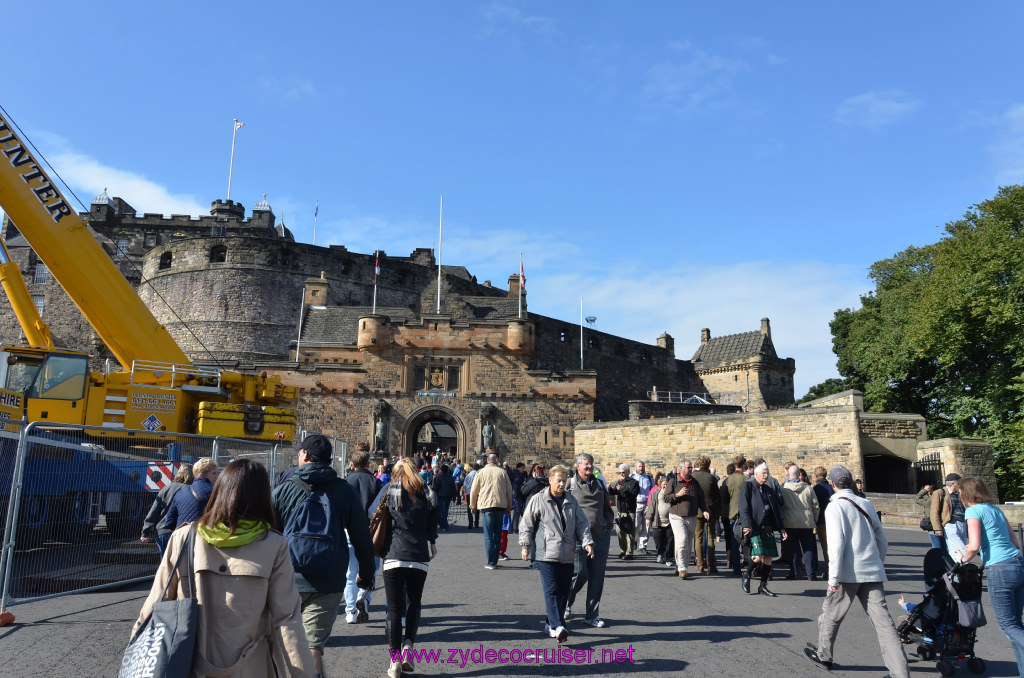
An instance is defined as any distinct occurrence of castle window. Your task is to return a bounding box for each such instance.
[33,262,49,285]
[159,252,173,270]
[559,331,568,343]
[279,250,292,266]
[641,351,650,363]
[117,239,129,256]
[447,367,460,390]
[211,225,226,236]
[32,294,45,316]
[587,337,599,350]
[210,245,227,263]
[144,233,157,248]
[414,367,425,390]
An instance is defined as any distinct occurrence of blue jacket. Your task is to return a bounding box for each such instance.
[162,476,214,530]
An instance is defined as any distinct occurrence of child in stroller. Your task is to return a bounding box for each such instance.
[896,548,987,675]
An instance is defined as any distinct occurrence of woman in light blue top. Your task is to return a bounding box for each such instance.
[956,477,1023,676]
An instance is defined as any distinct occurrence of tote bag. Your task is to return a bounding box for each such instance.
[119,527,199,677]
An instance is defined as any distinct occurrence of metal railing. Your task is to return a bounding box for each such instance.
[0,423,276,614]
[645,390,714,404]
[130,360,221,388]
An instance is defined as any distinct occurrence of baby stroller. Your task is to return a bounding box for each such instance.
[896,548,987,676]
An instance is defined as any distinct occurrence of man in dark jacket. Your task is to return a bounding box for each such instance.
[343,447,383,624]
[663,459,709,580]
[691,456,722,574]
[811,466,834,576]
[272,434,375,677]
[162,457,218,531]
[609,463,641,560]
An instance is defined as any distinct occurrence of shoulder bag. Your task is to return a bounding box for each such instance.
[119,527,199,677]
[369,495,392,558]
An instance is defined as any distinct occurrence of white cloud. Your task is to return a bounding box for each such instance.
[642,44,748,114]
[834,89,920,128]
[480,2,561,43]
[989,103,1024,185]
[256,75,317,102]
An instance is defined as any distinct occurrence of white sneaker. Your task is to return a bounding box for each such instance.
[583,617,606,628]
[545,623,555,637]
[387,661,403,678]
[554,625,569,642]
[355,596,369,623]
[345,612,358,624]
[401,640,415,673]
[564,605,572,620]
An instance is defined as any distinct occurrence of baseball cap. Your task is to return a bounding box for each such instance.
[827,465,853,489]
[294,433,332,462]
[944,473,962,483]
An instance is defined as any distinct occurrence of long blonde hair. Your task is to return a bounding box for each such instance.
[392,457,425,496]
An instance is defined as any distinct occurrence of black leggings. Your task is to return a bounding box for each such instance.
[383,567,428,651]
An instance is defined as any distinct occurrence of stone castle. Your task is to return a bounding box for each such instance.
[1,194,797,465]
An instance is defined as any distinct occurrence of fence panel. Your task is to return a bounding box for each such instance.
[0,423,274,611]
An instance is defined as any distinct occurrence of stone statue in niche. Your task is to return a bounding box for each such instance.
[372,399,390,454]
[482,419,495,451]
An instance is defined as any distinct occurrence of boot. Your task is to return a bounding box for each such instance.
[741,562,754,593]
[757,565,778,597]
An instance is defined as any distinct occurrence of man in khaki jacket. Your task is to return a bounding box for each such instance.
[469,452,513,569]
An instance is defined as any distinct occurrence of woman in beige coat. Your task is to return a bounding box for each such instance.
[132,459,315,678]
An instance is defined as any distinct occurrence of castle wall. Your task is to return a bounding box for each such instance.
[697,356,796,410]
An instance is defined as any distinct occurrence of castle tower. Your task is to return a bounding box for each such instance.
[690,318,795,410]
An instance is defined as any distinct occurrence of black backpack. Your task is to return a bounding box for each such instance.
[283,478,341,576]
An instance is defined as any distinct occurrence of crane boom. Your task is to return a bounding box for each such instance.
[0,110,190,369]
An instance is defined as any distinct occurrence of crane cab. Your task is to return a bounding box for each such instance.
[0,347,89,425]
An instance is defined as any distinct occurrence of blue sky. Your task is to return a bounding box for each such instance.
[5,2,1024,398]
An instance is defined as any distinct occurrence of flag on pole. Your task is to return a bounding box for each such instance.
[374,250,380,283]
[235,121,246,130]
[314,201,318,218]
[520,258,526,289]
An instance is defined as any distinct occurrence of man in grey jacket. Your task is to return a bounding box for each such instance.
[566,453,615,628]
[804,465,908,678]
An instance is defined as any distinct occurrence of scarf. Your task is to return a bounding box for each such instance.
[198,519,269,548]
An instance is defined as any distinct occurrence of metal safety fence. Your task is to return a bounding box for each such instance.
[0,422,277,614]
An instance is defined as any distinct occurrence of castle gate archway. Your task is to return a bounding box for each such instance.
[402,405,467,461]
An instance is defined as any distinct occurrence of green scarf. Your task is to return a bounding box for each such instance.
[198,520,269,548]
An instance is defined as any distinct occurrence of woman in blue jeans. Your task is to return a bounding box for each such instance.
[519,465,594,643]
[955,477,1024,676]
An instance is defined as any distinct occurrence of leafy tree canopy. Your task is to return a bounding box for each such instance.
[807,185,1024,498]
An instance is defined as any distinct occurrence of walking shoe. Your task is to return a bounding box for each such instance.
[803,646,832,670]
[618,552,625,559]
[624,554,633,560]
[498,554,509,561]
[678,571,689,579]
[757,583,778,597]
[387,661,403,678]
[484,564,496,570]
[401,640,415,673]
[345,612,358,624]
[564,605,572,620]
[355,596,369,623]
[665,561,675,568]
[656,555,665,564]
[741,575,751,593]
[582,617,606,628]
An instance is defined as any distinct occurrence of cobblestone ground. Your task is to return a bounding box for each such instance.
[0,526,1017,677]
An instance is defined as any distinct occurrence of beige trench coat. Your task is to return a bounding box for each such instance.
[132,524,315,678]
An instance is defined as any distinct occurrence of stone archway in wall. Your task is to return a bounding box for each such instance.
[402,405,468,462]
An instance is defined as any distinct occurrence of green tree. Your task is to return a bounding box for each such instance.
[797,377,856,403]
[829,185,1024,499]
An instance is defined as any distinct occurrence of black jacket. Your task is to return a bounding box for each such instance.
[385,484,439,563]
[519,476,549,505]
[346,468,383,512]
[609,476,641,513]
[662,474,708,518]
[738,479,785,532]
[432,471,457,500]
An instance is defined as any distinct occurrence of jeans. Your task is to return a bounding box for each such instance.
[695,513,718,570]
[928,532,944,550]
[986,554,1024,676]
[438,499,451,531]
[536,561,573,629]
[481,508,504,566]
[344,538,379,614]
[635,502,649,549]
[383,567,427,651]
[943,521,967,559]
[569,532,611,620]
[728,518,741,574]
[155,532,172,556]
[788,527,816,579]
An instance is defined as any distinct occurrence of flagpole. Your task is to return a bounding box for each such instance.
[373,249,379,315]
[295,286,306,361]
[313,200,319,246]
[227,119,240,200]
[518,252,523,319]
[580,296,584,370]
[436,195,443,314]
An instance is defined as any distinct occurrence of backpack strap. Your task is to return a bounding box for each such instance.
[289,476,313,495]
[839,496,878,529]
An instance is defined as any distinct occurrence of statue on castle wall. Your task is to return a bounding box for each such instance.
[372,399,390,454]
[482,419,494,451]
[480,403,497,453]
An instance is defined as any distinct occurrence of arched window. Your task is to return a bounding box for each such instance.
[159,252,173,270]
[210,245,227,263]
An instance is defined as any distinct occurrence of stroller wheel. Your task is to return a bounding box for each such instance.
[966,657,985,674]
[936,659,955,676]
[916,644,929,658]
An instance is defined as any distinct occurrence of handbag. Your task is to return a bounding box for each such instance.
[919,516,933,532]
[119,527,199,677]
[369,496,392,558]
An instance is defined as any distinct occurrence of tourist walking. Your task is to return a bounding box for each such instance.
[662,459,709,580]
[631,461,654,553]
[141,462,193,555]
[804,465,909,678]
[738,463,787,596]
[380,458,439,678]
[956,477,1024,676]
[566,453,615,627]
[162,457,218,532]
[781,465,819,580]
[520,465,594,644]
[468,453,514,569]
[132,459,315,677]
[931,473,968,558]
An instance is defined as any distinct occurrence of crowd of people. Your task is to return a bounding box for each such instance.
[133,443,1024,678]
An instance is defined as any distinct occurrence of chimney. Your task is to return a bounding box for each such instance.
[700,328,710,344]
[760,317,771,338]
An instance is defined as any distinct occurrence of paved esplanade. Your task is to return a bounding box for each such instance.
[0,527,1017,677]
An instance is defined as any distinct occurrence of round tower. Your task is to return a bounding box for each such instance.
[506,320,534,352]
[357,314,391,348]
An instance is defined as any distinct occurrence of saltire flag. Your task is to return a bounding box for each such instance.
[235,120,246,130]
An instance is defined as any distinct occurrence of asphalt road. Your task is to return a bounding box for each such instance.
[0,525,1018,677]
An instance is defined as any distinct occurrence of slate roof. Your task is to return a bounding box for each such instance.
[691,329,778,366]
[300,306,416,344]
[460,296,521,320]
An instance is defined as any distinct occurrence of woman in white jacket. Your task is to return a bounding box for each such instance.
[520,465,594,643]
